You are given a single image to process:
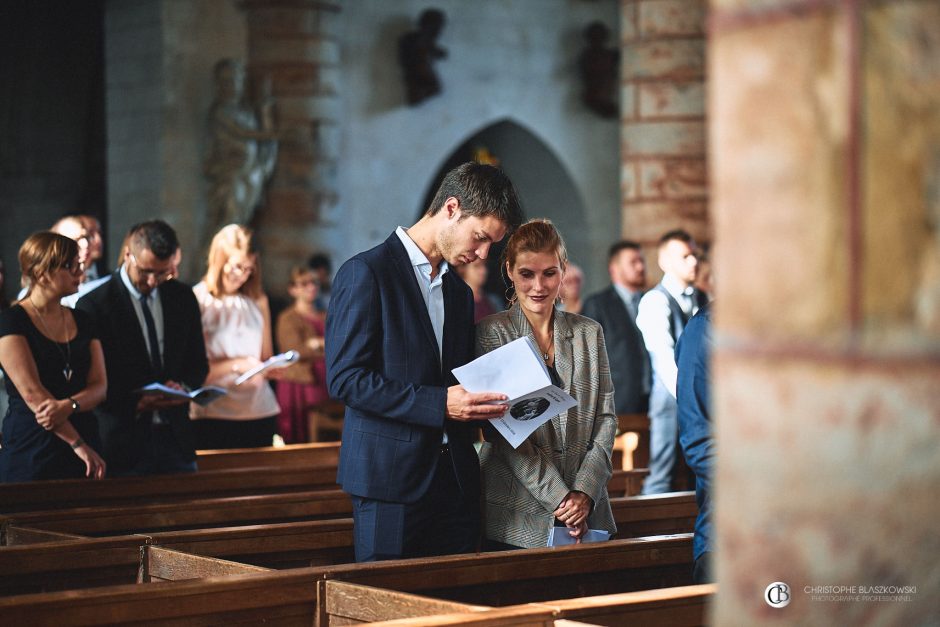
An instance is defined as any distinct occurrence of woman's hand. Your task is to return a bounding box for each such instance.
[34,398,72,431]
[567,520,589,542]
[73,442,107,479]
[553,491,593,529]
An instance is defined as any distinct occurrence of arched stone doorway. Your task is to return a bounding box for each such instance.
[418,119,589,301]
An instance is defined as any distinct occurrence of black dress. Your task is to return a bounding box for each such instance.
[0,305,101,482]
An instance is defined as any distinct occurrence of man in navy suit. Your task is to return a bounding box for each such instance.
[326,162,524,562]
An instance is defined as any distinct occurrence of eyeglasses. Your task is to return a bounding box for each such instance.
[225,262,256,276]
[61,260,86,275]
[129,252,176,283]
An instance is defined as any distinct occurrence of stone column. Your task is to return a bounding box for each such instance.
[620,0,708,277]
[240,0,342,294]
[711,1,939,624]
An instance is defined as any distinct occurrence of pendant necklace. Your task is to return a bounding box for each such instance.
[29,298,74,382]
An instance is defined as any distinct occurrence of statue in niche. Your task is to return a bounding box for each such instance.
[203,59,279,234]
[398,8,448,106]
[578,21,620,119]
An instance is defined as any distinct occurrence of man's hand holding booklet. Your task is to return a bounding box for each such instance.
[452,337,577,448]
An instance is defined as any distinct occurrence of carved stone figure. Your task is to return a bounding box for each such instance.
[204,59,278,233]
[579,21,620,119]
[398,9,447,106]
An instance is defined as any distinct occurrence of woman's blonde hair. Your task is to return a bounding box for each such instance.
[204,224,262,299]
[18,231,79,297]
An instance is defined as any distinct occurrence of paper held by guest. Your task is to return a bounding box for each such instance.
[135,383,227,407]
[234,350,299,386]
[452,336,577,449]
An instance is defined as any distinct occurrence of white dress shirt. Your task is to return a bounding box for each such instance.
[636,274,697,398]
[395,226,449,443]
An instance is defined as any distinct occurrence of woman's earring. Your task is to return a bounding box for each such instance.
[505,284,516,306]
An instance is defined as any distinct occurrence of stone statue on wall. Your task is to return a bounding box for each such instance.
[578,21,619,119]
[398,8,447,106]
[204,59,278,233]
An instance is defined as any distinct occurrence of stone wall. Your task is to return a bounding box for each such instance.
[105,0,246,281]
[710,0,940,624]
[621,0,708,283]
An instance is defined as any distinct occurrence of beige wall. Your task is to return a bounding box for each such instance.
[709,0,940,624]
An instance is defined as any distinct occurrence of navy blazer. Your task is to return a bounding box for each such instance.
[76,272,209,473]
[325,232,479,504]
[581,286,650,414]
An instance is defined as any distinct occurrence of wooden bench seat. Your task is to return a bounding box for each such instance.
[0,465,340,514]
[0,518,355,596]
[1,489,352,536]
[0,534,694,625]
[195,441,341,471]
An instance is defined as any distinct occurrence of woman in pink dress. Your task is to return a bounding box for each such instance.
[275,266,328,443]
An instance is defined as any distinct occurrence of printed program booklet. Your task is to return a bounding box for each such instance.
[547,527,611,547]
[234,350,299,385]
[452,336,577,448]
[135,383,227,406]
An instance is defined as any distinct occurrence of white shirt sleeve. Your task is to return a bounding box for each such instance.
[636,289,678,398]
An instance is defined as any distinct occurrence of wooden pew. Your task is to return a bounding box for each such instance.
[0,465,339,514]
[319,534,694,608]
[1,489,352,536]
[0,518,355,596]
[611,491,697,537]
[617,413,650,469]
[0,489,696,595]
[139,545,272,582]
[195,441,341,471]
[353,582,716,626]
[607,469,648,498]
[0,534,694,625]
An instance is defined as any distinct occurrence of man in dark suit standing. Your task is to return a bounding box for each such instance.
[326,162,524,562]
[77,220,208,476]
[582,240,651,415]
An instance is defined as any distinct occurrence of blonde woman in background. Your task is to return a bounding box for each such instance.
[275,266,329,443]
[191,224,279,449]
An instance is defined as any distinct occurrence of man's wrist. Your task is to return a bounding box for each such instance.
[70,437,84,449]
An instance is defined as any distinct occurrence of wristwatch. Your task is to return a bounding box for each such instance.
[68,397,80,414]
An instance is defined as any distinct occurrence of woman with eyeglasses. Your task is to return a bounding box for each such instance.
[0,232,107,481]
[274,266,329,443]
[190,224,279,449]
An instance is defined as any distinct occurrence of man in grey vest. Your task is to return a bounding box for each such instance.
[636,230,707,494]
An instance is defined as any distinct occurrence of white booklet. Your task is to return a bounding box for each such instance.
[234,350,299,386]
[135,383,227,407]
[452,336,577,449]
[547,527,611,547]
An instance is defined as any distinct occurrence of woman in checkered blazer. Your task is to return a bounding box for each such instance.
[476,219,617,549]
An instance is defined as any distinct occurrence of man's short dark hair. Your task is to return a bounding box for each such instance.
[608,240,642,262]
[658,229,693,248]
[307,252,332,272]
[128,220,179,260]
[425,162,524,232]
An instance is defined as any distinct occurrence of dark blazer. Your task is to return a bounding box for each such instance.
[581,286,650,414]
[76,272,208,473]
[325,232,479,505]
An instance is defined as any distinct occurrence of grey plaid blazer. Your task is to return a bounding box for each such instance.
[476,304,618,548]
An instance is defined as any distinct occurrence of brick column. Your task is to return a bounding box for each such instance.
[241,0,341,294]
[620,0,708,273]
[711,1,940,624]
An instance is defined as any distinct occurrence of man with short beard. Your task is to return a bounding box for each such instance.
[636,229,708,494]
[326,162,523,562]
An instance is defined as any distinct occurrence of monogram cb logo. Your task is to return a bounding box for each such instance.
[765,582,791,608]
